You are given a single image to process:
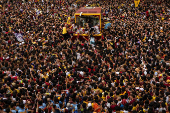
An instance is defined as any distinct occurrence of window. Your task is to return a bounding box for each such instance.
[76,15,100,28]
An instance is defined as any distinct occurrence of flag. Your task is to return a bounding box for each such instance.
[102,35,104,40]
[110,42,113,45]
[14,33,24,42]
[134,0,140,7]
[9,27,12,32]
[142,36,146,42]
[62,27,67,34]
[67,17,71,25]
[77,33,79,39]
[146,11,149,17]
[104,23,111,29]
[35,9,42,15]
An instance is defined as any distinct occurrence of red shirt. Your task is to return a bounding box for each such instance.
[0,57,3,61]
[107,96,110,99]
[164,83,170,87]
[10,75,18,81]
[110,105,117,111]
[127,91,130,96]
[88,68,91,72]
[167,76,170,80]
[129,99,136,105]
[79,74,84,79]
[45,82,50,86]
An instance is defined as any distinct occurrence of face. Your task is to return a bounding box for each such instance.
[28,104,32,109]
[27,100,31,104]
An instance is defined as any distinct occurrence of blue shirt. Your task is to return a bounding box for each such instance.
[71,103,78,111]
[50,100,54,104]
[11,110,17,113]
[18,108,25,113]
[16,106,20,111]
[39,103,46,109]
[55,103,60,109]
[59,101,66,107]
[74,111,80,113]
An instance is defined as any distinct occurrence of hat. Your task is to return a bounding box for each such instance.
[67,103,71,107]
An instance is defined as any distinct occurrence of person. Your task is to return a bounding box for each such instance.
[92,99,101,112]
[0,0,170,113]
[89,34,95,46]
[94,24,100,34]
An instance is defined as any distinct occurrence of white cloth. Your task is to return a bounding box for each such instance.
[66,72,70,76]
[87,103,92,108]
[139,88,144,91]
[106,103,110,108]
[80,71,84,76]
[77,53,81,60]
[94,26,100,34]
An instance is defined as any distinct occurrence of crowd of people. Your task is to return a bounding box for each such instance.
[0,0,170,113]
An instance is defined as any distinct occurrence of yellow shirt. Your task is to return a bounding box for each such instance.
[132,106,136,111]
[42,74,48,80]
[101,96,106,101]
[16,89,20,93]
[83,91,86,96]
[83,101,88,105]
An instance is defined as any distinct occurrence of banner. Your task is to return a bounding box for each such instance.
[134,0,140,7]
[35,9,42,15]
[14,33,24,42]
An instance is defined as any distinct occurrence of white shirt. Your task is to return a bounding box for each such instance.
[122,110,129,113]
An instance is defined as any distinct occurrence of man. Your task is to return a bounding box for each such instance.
[92,99,101,112]
[94,24,100,34]
[18,104,26,113]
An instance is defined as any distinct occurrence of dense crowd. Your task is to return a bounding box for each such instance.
[0,0,170,113]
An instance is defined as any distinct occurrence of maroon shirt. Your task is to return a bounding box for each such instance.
[129,98,136,105]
